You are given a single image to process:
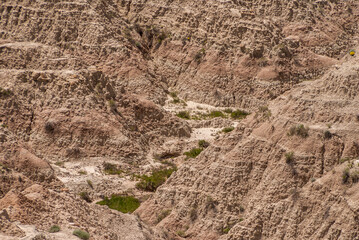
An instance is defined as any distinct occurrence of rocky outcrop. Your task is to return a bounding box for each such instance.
[1,0,359,239]
[136,57,359,239]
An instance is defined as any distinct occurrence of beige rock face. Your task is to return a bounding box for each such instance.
[1,0,359,239]
[136,58,359,239]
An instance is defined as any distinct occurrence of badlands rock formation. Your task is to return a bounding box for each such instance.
[0,0,359,239]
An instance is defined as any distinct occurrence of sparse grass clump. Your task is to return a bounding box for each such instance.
[0,87,13,98]
[172,98,181,104]
[73,229,90,240]
[184,148,203,159]
[341,160,359,184]
[342,168,350,184]
[136,167,176,191]
[340,157,350,163]
[176,111,191,119]
[198,140,210,148]
[231,109,249,119]
[222,127,234,133]
[78,170,87,175]
[222,227,231,234]
[79,191,91,203]
[169,92,177,98]
[224,108,233,113]
[177,230,186,237]
[194,49,205,63]
[169,92,186,105]
[157,209,171,223]
[103,162,122,175]
[54,161,64,167]
[87,180,93,189]
[285,152,294,163]
[255,106,272,120]
[208,110,225,118]
[288,124,309,138]
[45,121,55,133]
[49,225,60,233]
[97,195,140,213]
[108,99,116,110]
[324,130,332,139]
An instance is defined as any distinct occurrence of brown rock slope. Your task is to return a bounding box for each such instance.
[0,124,166,239]
[1,0,359,239]
[125,0,359,107]
[136,57,359,239]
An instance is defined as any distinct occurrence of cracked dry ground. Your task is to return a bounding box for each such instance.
[1,0,359,240]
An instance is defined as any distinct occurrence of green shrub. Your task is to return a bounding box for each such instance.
[78,170,87,175]
[157,209,171,223]
[108,100,117,111]
[169,92,177,98]
[103,162,122,175]
[198,140,210,148]
[0,87,13,98]
[55,161,64,167]
[285,152,294,163]
[224,108,233,113]
[177,230,186,237]
[194,51,203,63]
[342,168,350,184]
[184,148,203,158]
[79,192,91,203]
[97,195,140,213]
[288,124,309,138]
[176,111,190,119]
[73,229,90,240]
[324,130,332,139]
[256,106,271,120]
[222,227,231,234]
[222,127,234,133]
[340,157,350,163]
[351,171,359,183]
[49,225,60,233]
[239,205,245,212]
[208,110,225,118]
[87,180,93,189]
[136,167,176,192]
[172,98,180,104]
[231,109,249,119]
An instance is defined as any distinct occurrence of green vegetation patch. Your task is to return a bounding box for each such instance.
[288,124,309,138]
[224,108,233,113]
[73,229,90,240]
[169,92,177,98]
[198,140,210,148]
[285,152,294,163]
[208,110,226,118]
[176,111,191,119]
[0,87,13,98]
[79,192,91,203]
[177,230,186,237]
[184,148,203,159]
[222,227,231,234]
[49,225,60,233]
[231,109,249,119]
[136,167,176,192]
[157,209,171,223]
[222,127,234,133]
[342,160,359,184]
[103,162,123,175]
[97,195,140,213]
